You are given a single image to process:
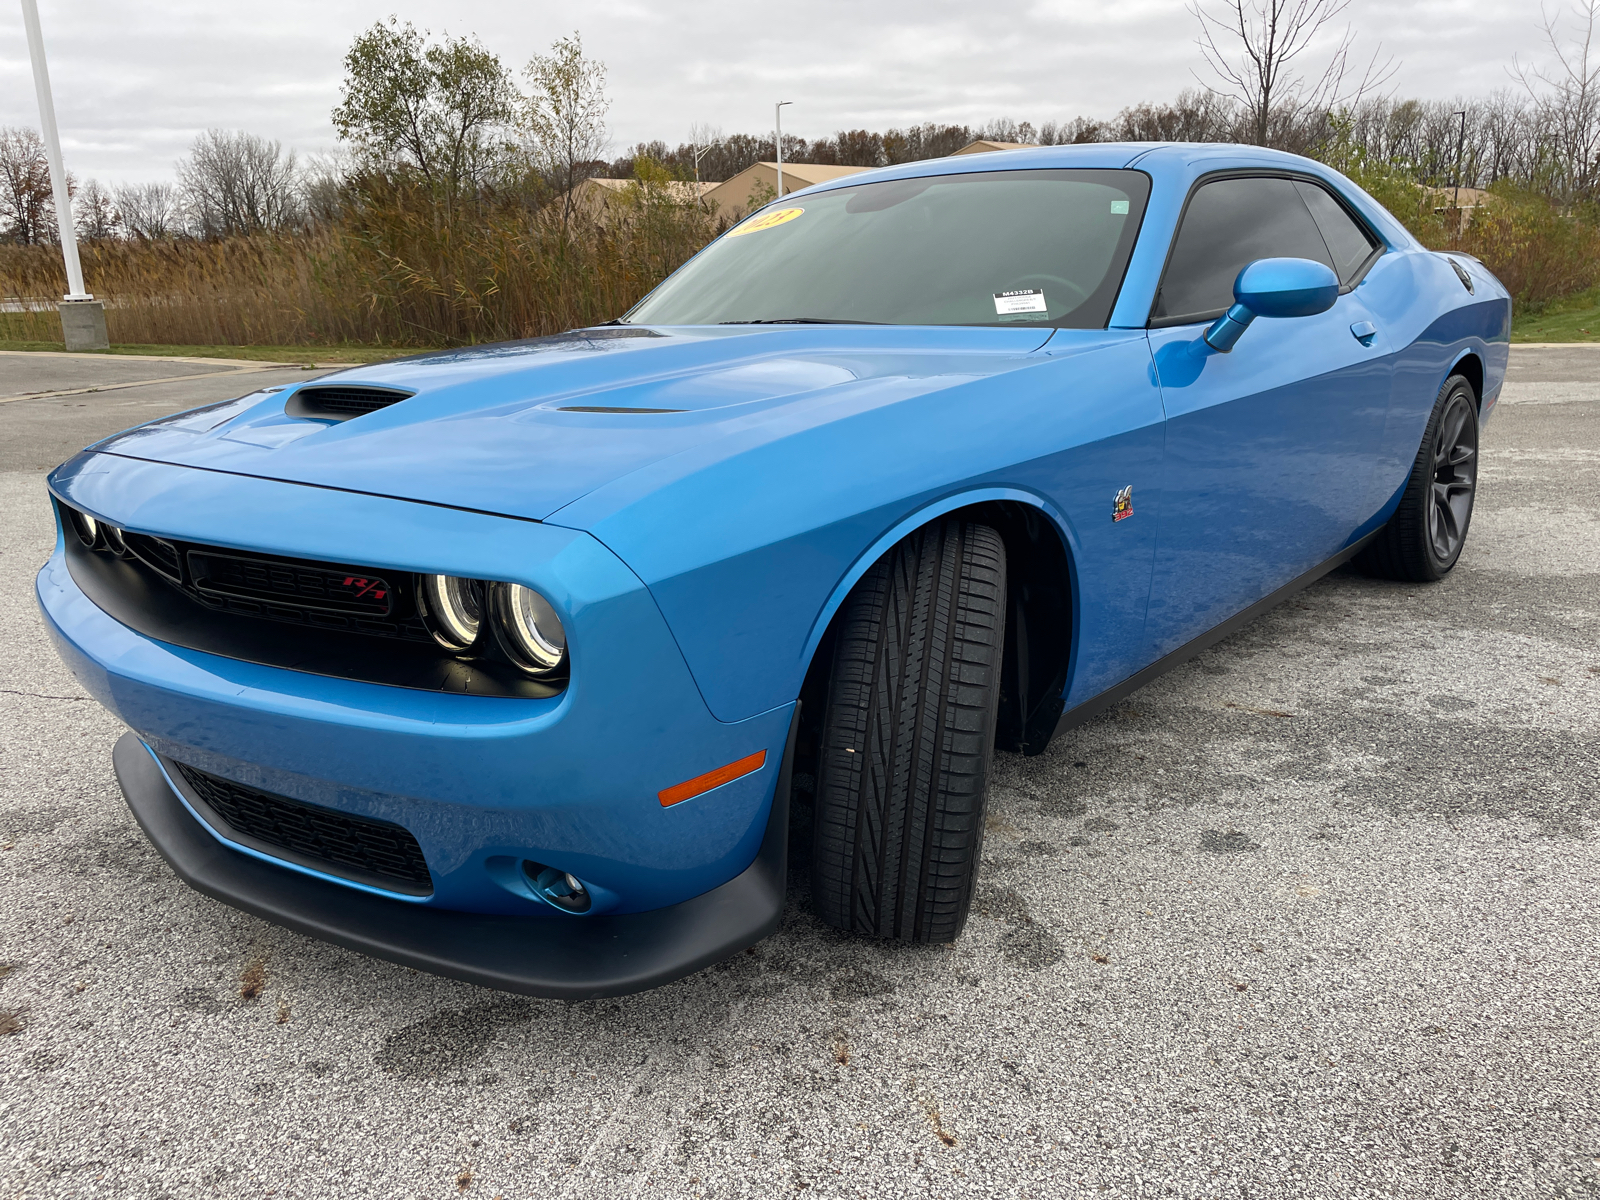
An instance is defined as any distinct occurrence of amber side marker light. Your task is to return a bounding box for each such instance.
[659,750,768,807]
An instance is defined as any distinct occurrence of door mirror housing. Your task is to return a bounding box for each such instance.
[1203,257,1341,352]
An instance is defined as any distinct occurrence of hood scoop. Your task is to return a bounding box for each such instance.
[286,384,416,421]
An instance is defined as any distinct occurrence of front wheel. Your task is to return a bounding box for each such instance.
[1357,373,1480,582]
[810,518,1006,943]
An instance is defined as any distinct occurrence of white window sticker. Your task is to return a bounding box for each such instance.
[994,288,1048,315]
[1110,199,1130,214]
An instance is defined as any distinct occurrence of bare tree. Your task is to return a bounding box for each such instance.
[523,32,610,226]
[114,181,181,239]
[0,126,57,244]
[75,179,119,240]
[179,129,302,238]
[1514,1,1600,197]
[300,152,353,225]
[1190,0,1393,148]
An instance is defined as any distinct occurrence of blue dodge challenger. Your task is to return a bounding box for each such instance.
[39,143,1509,998]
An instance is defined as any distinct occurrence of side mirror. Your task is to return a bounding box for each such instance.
[1203,258,1340,353]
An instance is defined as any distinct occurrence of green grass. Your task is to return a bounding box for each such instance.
[0,339,420,364]
[1511,289,1600,342]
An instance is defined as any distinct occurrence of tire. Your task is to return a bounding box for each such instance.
[1356,373,1480,582]
[811,518,1007,943]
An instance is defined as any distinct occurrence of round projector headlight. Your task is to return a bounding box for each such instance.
[417,574,482,651]
[102,525,128,556]
[497,584,566,674]
[67,508,99,548]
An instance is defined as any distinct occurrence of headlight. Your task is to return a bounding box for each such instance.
[66,507,99,548]
[102,525,128,556]
[496,584,566,674]
[416,574,482,651]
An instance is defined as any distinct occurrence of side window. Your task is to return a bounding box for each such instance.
[1152,176,1335,324]
[1293,181,1378,283]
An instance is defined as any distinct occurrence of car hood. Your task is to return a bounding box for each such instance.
[90,325,1072,524]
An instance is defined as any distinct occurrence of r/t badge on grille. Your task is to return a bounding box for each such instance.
[339,576,389,603]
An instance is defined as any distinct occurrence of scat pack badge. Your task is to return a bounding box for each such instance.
[1112,485,1134,523]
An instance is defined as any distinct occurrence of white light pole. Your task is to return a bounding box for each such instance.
[774,101,792,199]
[21,0,108,349]
[691,137,720,185]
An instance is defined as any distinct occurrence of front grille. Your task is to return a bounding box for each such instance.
[172,760,433,894]
[58,503,563,699]
[123,532,181,581]
[189,550,395,616]
[285,385,413,420]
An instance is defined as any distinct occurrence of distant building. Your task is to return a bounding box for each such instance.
[705,162,871,221]
[563,177,716,221]
[951,140,1038,156]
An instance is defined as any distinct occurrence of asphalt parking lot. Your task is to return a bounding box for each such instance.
[1,347,1596,1199]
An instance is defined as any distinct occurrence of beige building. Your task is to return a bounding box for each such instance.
[563,177,716,221]
[704,162,871,221]
[951,140,1038,156]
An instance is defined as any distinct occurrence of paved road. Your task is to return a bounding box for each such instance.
[1,350,1595,1199]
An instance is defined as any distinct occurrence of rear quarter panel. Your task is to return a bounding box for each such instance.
[1357,248,1511,515]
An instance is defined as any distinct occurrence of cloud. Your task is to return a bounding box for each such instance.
[0,0,1548,184]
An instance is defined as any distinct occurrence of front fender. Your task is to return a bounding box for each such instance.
[551,331,1166,721]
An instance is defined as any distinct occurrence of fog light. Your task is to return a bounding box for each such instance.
[417,574,482,651]
[522,862,591,913]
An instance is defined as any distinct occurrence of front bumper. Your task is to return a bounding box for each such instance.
[41,454,795,930]
[114,725,795,999]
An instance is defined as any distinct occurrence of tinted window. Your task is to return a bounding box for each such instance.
[626,169,1151,329]
[1152,176,1334,323]
[1294,180,1377,282]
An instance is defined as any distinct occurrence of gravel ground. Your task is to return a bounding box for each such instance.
[0,348,1596,1200]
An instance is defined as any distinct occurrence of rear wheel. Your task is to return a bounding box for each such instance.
[1357,373,1479,582]
[811,518,1006,942]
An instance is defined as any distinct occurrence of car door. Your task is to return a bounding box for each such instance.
[1143,173,1393,661]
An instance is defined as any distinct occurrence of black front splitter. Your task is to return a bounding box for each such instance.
[111,712,796,1001]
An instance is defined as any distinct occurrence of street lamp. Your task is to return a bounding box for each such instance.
[775,101,792,199]
[691,137,721,186]
[20,0,107,350]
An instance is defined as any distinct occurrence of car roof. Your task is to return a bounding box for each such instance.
[789,141,1418,259]
[794,142,1328,190]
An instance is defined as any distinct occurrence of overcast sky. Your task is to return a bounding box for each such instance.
[0,0,1560,184]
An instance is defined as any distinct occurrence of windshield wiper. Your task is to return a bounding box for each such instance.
[717,317,885,325]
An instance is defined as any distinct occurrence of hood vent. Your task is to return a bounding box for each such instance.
[285,385,416,421]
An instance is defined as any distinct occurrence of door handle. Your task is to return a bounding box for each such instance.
[1349,320,1377,347]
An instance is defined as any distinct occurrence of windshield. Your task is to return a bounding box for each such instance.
[625,168,1151,329]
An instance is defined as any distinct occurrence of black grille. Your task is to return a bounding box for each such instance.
[285,385,413,420]
[172,760,432,894]
[58,504,563,699]
[123,532,181,581]
[189,550,395,616]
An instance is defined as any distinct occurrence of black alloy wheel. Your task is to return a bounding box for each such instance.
[1427,387,1478,564]
[1357,373,1480,582]
[811,518,1007,943]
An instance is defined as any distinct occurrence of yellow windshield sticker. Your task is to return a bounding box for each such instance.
[728,207,805,237]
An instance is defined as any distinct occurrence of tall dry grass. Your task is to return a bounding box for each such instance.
[3,166,1593,342]
[0,177,719,347]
